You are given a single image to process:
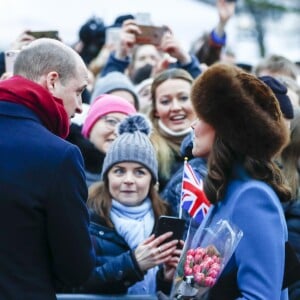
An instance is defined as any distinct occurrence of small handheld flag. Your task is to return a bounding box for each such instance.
[180,158,210,223]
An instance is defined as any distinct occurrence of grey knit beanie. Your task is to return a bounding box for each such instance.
[101,114,158,182]
[91,71,139,110]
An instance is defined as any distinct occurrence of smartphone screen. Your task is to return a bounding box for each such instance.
[136,25,167,46]
[154,216,185,244]
[28,31,59,40]
[105,27,121,47]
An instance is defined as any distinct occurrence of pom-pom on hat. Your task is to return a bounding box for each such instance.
[259,75,294,119]
[101,114,158,182]
[81,94,137,138]
[191,63,289,160]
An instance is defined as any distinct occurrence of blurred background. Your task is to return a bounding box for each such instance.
[0,0,299,66]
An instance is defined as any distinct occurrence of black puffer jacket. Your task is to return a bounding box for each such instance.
[66,123,105,187]
[79,211,145,294]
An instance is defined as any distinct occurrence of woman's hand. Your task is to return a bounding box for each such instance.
[134,232,178,272]
[159,31,191,65]
[163,240,184,281]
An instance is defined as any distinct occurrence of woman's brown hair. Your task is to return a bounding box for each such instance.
[87,180,169,228]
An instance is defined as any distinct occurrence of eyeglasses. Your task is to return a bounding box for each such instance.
[102,115,122,130]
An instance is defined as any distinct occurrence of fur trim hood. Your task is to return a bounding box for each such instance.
[191,63,289,160]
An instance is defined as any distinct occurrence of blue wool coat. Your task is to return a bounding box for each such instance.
[0,102,95,299]
[197,167,288,300]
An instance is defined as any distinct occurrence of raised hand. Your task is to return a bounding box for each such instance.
[134,232,178,272]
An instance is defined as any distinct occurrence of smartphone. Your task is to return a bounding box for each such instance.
[105,27,121,47]
[154,216,185,244]
[28,30,59,40]
[135,12,152,25]
[4,50,20,73]
[136,25,167,46]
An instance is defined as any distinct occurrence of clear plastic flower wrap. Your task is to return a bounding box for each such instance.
[170,219,243,299]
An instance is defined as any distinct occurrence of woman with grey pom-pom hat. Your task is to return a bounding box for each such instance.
[70,114,182,296]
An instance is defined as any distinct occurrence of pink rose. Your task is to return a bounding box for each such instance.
[194,272,205,285]
[194,253,202,264]
[204,276,216,287]
[186,254,194,263]
[184,266,193,276]
[204,257,214,267]
[207,268,219,278]
[195,247,206,258]
[186,249,195,256]
[212,255,220,263]
[211,263,221,272]
[193,264,201,274]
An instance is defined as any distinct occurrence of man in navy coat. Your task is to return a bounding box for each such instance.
[0,38,95,299]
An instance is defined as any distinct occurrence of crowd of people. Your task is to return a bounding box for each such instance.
[0,0,300,299]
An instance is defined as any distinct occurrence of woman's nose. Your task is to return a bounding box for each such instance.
[123,172,134,183]
[170,98,181,110]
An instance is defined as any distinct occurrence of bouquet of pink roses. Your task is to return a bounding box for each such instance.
[171,219,243,299]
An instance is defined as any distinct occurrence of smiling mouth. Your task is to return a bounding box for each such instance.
[170,115,186,122]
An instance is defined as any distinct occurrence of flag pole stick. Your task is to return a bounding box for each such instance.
[179,157,188,219]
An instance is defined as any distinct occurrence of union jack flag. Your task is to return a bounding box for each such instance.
[181,159,211,224]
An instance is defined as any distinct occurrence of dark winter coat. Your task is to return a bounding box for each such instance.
[78,211,145,294]
[66,123,106,187]
[0,102,95,300]
[70,211,172,295]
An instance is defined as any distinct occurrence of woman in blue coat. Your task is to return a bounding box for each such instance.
[190,63,291,299]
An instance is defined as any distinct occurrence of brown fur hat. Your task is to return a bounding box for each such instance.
[191,63,289,160]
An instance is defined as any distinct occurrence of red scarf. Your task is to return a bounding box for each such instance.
[0,75,69,138]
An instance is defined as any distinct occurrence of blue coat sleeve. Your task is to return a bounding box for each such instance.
[172,54,202,79]
[82,249,144,294]
[231,183,287,300]
[46,145,95,286]
[101,52,130,77]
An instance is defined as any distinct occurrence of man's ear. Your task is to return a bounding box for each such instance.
[45,71,59,93]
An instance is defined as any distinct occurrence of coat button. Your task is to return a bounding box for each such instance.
[98,231,104,235]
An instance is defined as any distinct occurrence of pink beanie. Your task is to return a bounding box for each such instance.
[82,94,137,138]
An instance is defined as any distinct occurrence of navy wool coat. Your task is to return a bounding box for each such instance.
[0,102,95,300]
